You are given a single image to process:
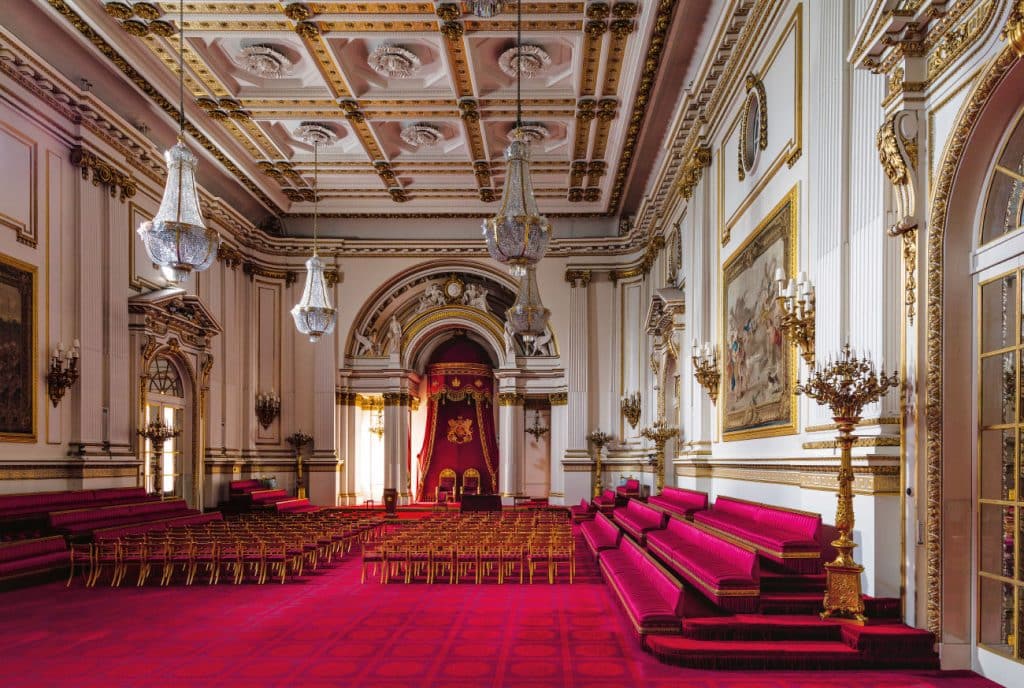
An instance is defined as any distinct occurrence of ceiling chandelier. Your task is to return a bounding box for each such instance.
[290,126,337,343]
[506,265,550,345]
[467,0,505,19]
[482,0,551,278]
[137,2,219,284]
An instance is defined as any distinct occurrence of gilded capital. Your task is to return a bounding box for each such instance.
[335,391,357,405]
[497,392,525,406]
[564,269,592,287]
[548,392,568,406]
[69,146,137,202]
[382,392,412,407]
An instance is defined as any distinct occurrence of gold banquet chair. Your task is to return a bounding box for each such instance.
[436,468,457,504]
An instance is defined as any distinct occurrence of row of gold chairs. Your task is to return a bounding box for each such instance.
[68,511,386,587]
[361,512,575,585]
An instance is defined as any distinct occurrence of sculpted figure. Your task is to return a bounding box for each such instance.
[388,315,402,354]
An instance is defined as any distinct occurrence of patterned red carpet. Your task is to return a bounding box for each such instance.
[0,553,1001,688]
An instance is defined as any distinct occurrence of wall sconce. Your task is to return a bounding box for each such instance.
[138,418,181,495]
[691,340,720,403]
[526,409,550,441]
[774,268,816,366]
[255,390,281,430]
[46,339,80,407]
[620,392,641,429]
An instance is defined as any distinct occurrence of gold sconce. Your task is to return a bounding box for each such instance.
[47,339,80,407]
[138,418,180,495]
[774,269,816,365]
[255,390,281,430]
[369,407,385,438]
[587,429,611,498]
[620,392,641,429]
[640,420,678,493]
[286,431,313,499]
[525,409,550,441]
[691,341,720,403]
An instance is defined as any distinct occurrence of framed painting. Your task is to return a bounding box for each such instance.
[721,186,798,441]
[0,253,36,441]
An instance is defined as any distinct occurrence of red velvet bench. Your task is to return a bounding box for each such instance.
[581,512,623,557]
[593,489,617,514]
[93,512,223,541]
[0,488,154,540]
[570,499,597,523]
[647,486,708,519]
[50,499,196,537]
[229,479,263,496]
[276,498,319,513]
[250,489,290,507]
[616,478,641,505]
[614,500,668,546]
[599,536,683,645]
[646,516,760,613]
[693,496,822,573]
[0,535,69,586]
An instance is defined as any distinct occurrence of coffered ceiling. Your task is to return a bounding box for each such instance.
[29,0,713,227]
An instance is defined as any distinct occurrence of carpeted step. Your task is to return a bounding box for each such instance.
[758,571,826,593]
[758,592,901,618]
[840,624,938,659]
[681,614,843,642]
[646,635,942,671]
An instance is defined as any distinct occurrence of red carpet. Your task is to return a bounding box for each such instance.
[0,553,1002,687]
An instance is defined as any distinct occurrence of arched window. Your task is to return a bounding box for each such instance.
[976,108,1024,661]
[147,357,184,397]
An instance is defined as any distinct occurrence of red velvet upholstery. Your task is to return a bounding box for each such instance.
[250,489,290,506]
[461,475,480,497]
[646,517,759,612]
[614,500,668,546]
[648,486,709,519]
[0,488,156,540]
[580,512,623,557]
[228,480,263,496]
[616,478,641,502]
[0,535,68,582]
[437,475,456,503]
[693,496,822,573]
[570,499,597,523]
[593,489,617,514]
[275,498,320,513]
[49,499,195,536]
[93,512,223,541]
[599,537,683,642]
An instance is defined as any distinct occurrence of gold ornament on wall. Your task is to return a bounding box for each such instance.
[621,392,641,429]
[691,341,721,404]
[737,74,768,181]
[774,269,816,366]
[1003,0,1024,57]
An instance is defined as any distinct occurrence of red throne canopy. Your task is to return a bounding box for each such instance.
[416,337,499,501]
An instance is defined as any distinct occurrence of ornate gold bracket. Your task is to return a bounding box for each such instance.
[679,146,711,200]
[1001,0,1024,58]
[69,147,137,202]
[876,110,920,323]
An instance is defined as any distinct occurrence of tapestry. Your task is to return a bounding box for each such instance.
[416,337,499,500]
[0,254,35,440]
[721,188,797,440]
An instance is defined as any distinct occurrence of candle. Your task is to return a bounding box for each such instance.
[72,338,80,349]
[786,279,797,298]
[797,271,807,284]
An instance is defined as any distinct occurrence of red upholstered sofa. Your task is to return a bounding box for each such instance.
[93,512,223,541]
[0,535,69,585]
[593,489,617,514]
[570,499,597,523]
[249,489,290,507]
[229,480,263,496]
[693,496,822,573]
[648,486,709,519]
[614,500,668,546]
[49,499,196,537]
[616,478,641,505]
[0,488,154,540]
[599,536,683,644]
[646,516,760,613]
[580,512,623,557]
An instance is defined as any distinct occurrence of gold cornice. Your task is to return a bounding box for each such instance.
[356,394,384,410]
[497,392,525,406]
[804,416,901,433]
[336,391,357,405]
[678,146,711,200]
[0,463,138,480]
[801,436,900,450]
[564,269,592,287]
[549,392,568,406]
[69,146,137,202]
[242,260,297,286]
[673,462,900,496]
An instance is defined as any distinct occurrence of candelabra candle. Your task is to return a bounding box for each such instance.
[640,420,678,493]
[691,341,721,404]
[138,419,181,496]
[587,429,612,498]
[774,269,817,365]
[46,340,80,407]
[795,344,899,623]
[254,390,281,430]
[286,431,314,499]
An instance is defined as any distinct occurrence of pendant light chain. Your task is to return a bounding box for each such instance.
[178,1,185,137]
[312,138,319,256]
[516,0,522,130]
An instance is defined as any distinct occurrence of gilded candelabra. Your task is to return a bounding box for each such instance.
[774,269,816,366]
[47,340,80,407]
[526,409,550,441]
[254,390,280,430]
[620,392,641,429]
[795,344,898,622]
[640,420,678,493]
[691,341,721,403]
[588,429,612,498]
[138,418,180,495]
[286,431,313,499]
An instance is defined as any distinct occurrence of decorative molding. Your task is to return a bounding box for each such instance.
[69,146,137,202]
[548,392,568,406]
[335,391,357,405]
[673,462,900,495]
[1003,0,1024,58]
[382,392,413,407]
[0,463,138,480]
[804,416,901,433]
[497,392,525,406]
[801,436,900,450]
[564,269,592,287]
[679,146,711,200]
[737,73,767,181]
[242,261,296,287]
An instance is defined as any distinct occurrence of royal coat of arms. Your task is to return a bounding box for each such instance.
[446,416,473,445]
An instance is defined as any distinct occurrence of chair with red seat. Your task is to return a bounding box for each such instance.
[461,468,481,498]
[616,478,641,505]
[436,468,457,504]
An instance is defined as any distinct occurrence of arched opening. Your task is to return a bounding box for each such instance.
[929,50,1024,670]
[142,356,192,499]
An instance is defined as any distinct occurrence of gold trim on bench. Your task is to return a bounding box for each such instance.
[646,539,759,600]
[691,520,821,561]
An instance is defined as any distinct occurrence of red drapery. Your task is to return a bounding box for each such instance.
[416,339,499,501]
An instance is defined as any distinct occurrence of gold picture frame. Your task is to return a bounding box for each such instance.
[0,252,37,442]
[721,185,798,441]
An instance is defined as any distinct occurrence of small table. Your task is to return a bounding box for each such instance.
[513,495,532,510]
[363,499,375,510]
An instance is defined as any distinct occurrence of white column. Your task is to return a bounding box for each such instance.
[337,392,358,505]
[565,273,591,456]
[308,330,339,506]
[548,394,568,505]
[105,194,131,455]
[383,390,411,504]
[498,391,524,501]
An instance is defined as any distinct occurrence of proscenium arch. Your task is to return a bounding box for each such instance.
[344,259,560,359]
[925,46,1024,639]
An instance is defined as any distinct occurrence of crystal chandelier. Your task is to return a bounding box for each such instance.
[290,129,337,343]
[506,266,549,344]
[482,0,551,278]
[467,0,505,18]
[137,2,219,283]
